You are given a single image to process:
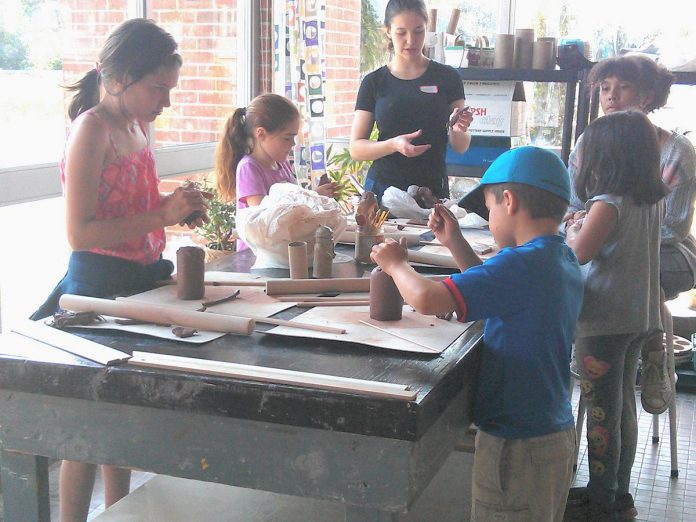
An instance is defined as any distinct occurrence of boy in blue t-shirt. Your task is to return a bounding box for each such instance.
[371,146,584,522]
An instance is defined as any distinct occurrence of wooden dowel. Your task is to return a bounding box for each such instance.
[358,320,441,353]
[158,279,266,287]
[296,301,369,308]
[276,296,369,303]
[254,316,346,334]
[129,351,416,400]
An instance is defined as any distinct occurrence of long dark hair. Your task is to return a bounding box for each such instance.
[215,93,299,202]
[384,0,428,51]
[575,110,667,205]
[588,55,675,114]
[65,19,182,121]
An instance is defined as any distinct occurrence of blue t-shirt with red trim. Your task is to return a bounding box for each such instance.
[443,234,583,439]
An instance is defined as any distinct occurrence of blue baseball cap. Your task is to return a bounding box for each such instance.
[458,146,570,220]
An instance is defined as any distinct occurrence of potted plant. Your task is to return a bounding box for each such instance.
[325,125,378,211]
[190,175,237,262]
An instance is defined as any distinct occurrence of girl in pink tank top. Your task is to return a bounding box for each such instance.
[31,19,213,521]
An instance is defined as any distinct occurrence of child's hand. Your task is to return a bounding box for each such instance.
[370,238,408,273]
[316,181,338,198]
[564,210,586,229]
[428,203,463,248]
[161,186,212,228]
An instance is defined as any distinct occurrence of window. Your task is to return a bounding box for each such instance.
[0,1,247,206]
[0,2,129,170]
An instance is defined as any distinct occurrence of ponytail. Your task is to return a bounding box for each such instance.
[215,107,250,202]
[64,19,181,122]
[215,94,300,202]
[65,68,101,121]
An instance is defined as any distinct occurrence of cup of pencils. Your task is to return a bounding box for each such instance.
[354,206,388,264]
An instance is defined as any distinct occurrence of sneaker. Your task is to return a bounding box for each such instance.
[615,493,638,520]
[567,486,589,507]
[640,348,674,414]
[579,502,618,521]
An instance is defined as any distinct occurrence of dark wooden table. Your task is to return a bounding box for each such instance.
[0,247,482,521]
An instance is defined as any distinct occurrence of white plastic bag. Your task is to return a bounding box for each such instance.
[236,183,347,269]
[381,186,432,220]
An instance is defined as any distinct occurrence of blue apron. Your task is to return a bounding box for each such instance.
[31,251,174,320]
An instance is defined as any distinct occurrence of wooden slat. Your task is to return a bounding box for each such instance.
[11,320,131,366]
[129,351,417,400]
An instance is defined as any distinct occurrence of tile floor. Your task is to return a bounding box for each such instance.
[569,387,696,522]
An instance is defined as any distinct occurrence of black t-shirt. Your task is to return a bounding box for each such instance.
[355,61,465,197]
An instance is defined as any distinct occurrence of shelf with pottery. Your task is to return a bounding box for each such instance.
[456,66,587,165]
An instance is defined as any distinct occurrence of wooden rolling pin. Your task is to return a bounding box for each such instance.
[266,275,448,296]
[59,294,255,336]
[266,278,371,295]
[407,250,459,269]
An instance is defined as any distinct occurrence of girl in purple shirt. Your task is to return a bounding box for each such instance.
[215,93,336,250]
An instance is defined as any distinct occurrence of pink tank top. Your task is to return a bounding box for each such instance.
[60,112,165,265]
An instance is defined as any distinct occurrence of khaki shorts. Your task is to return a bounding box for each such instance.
[471,427,576,522]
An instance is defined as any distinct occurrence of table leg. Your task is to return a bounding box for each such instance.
[1,450,50,522]
[345,505,400,522]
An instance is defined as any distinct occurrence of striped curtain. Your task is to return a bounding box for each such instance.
[273,0,327,189]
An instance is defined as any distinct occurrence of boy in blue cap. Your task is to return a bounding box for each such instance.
[371,146,583,521]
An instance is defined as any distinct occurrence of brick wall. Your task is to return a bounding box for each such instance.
[59,1,361,146]
[325,0,362,139]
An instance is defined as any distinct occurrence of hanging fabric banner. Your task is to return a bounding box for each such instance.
[273,0,327,189]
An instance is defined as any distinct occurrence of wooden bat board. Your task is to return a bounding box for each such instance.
[121,282,295,319]
[267,305,471,355]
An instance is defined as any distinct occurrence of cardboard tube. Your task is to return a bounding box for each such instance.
[176,246,205,300]
[288,241,309,279]
[494,34,515,69]
[427,9,437,32]
[446,8,460,35]
[59,294,255,336]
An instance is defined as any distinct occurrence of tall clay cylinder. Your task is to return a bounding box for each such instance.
[288,241,309,279]
[177,246,205,300]
[514,28,534,69]
[537,37,557,68]
[446,8,460,35]
[369,267,404,321]
[533,40,554,70]
[427,9,437,32]
[494,34,515,68]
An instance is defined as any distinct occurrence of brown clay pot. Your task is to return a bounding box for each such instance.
[369,267,404,321]
[177,246,205,300]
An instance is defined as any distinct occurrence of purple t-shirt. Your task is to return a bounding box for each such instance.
[236,155,296,250]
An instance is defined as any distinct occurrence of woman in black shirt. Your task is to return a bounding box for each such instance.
[350,0,472,201]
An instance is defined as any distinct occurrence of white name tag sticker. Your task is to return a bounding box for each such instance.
[419,85,438,94]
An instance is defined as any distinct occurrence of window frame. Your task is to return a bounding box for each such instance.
[0,1,258,207]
